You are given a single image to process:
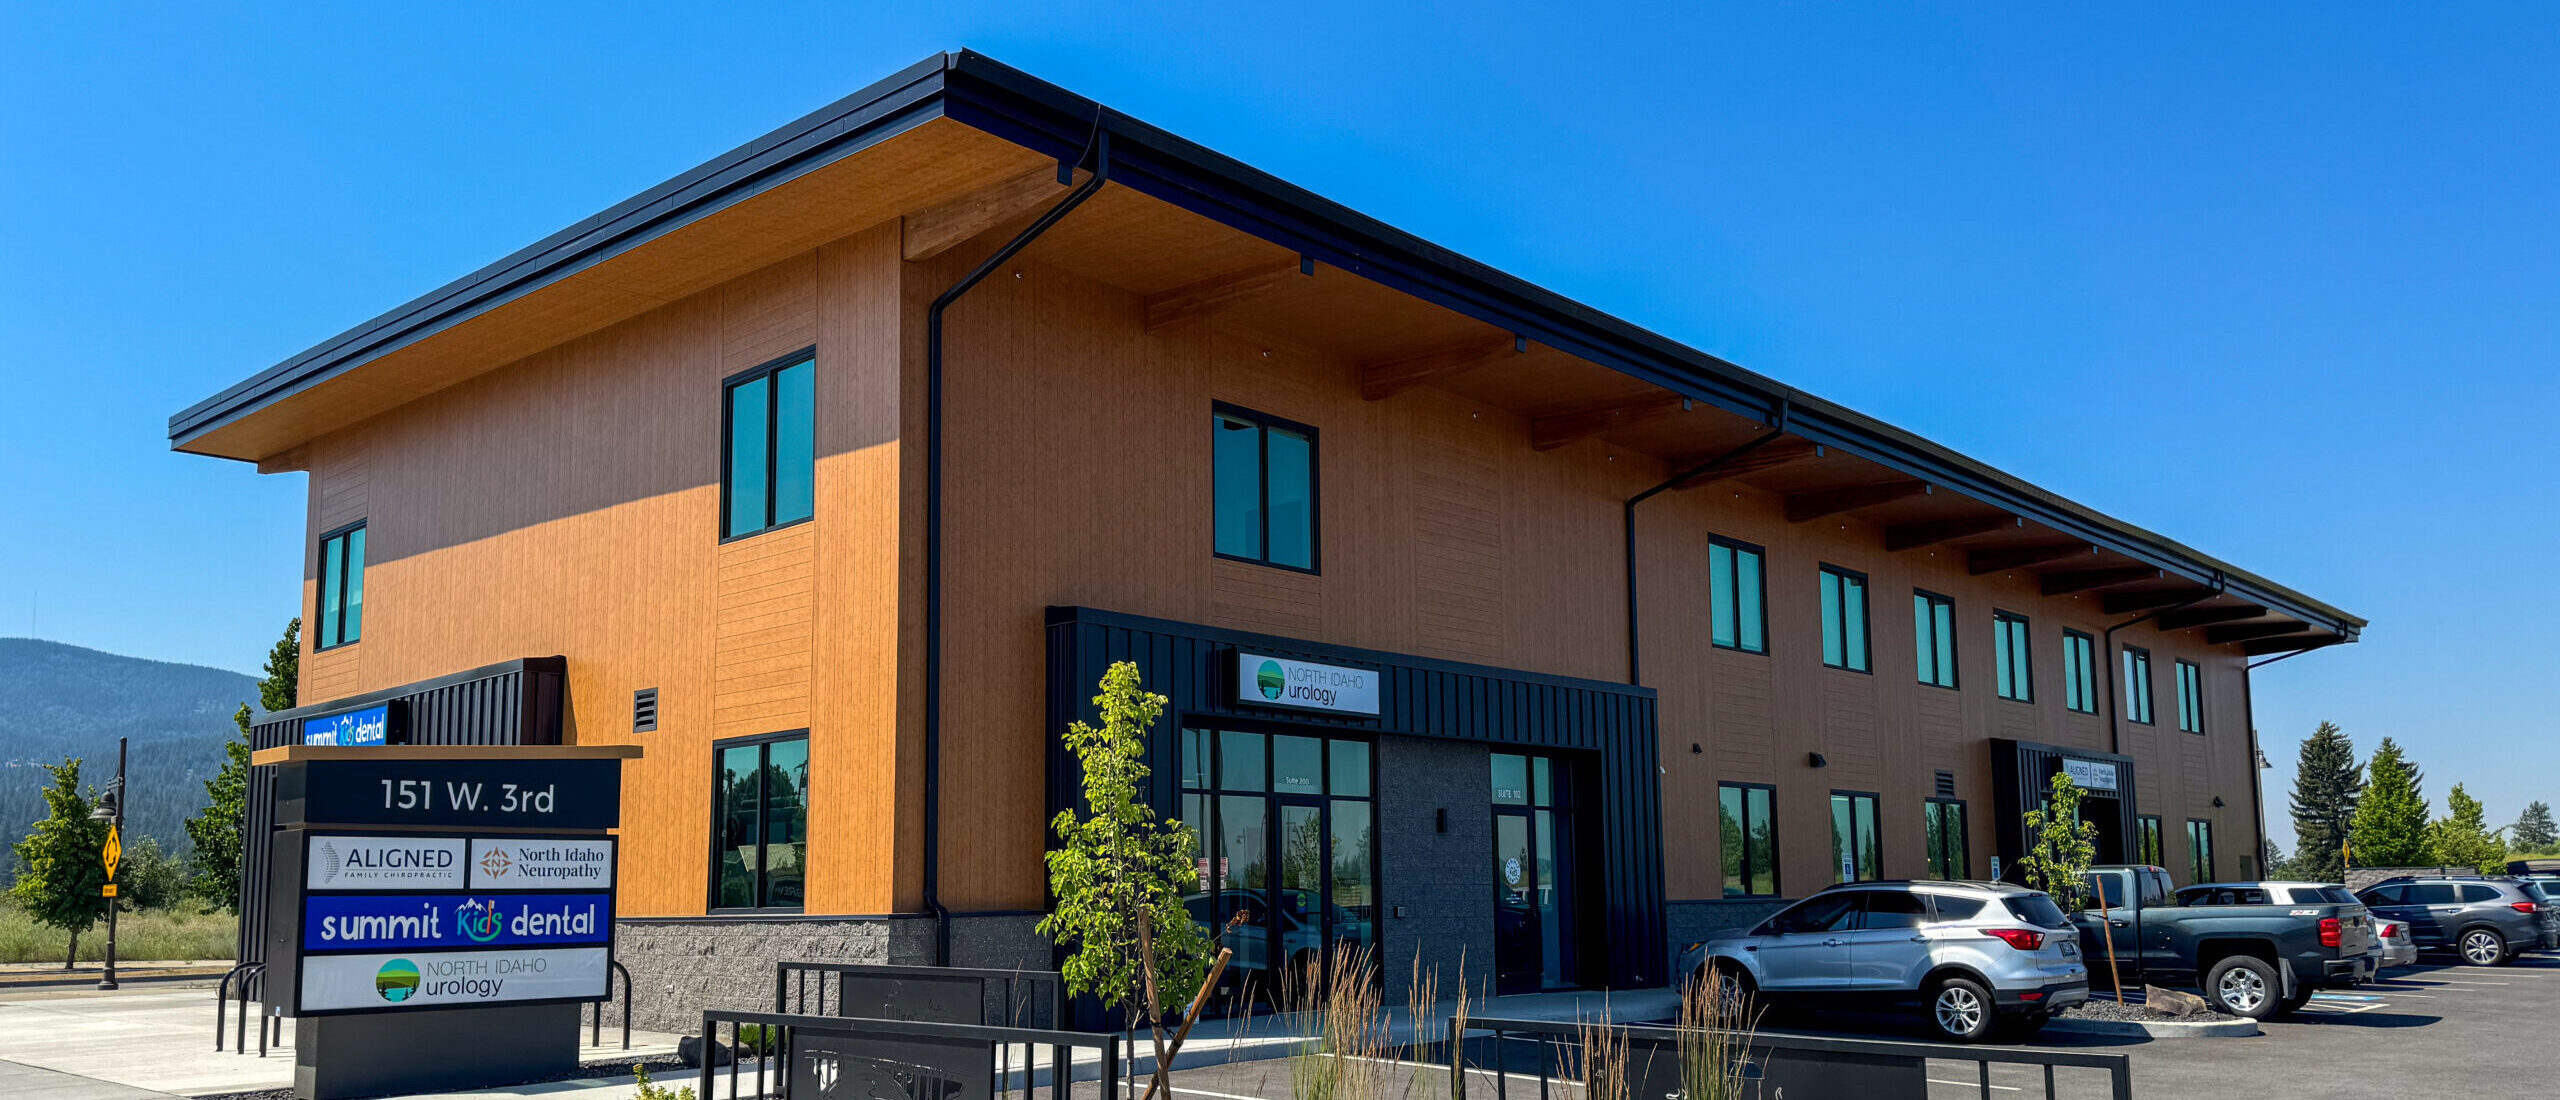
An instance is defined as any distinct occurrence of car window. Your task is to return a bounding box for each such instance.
[1928,894,1987,922]
[2081,870,2134,910]
[1862,890,1928,930]
[2460,885,2501,904]
[2524,883,2553,902]
[2409,884,2459,905]
[2176,887,2211,906]
[1769,893,1861,934]
[2141,870,2173,906]
[2361,884,2405,905]
[2002,893,2071,928]
[2301,887,2356,905]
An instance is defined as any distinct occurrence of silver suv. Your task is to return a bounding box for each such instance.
[1682,881,2089,1042]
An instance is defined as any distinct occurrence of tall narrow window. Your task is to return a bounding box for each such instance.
[1925,800,1969,880]
[316,522,367,650]
[2137,815,2164,866]
[722,353,816,539]
[1719,783,1778,897]
[712,732,810,910]
[1708,538,1767,654]
[2062,631,2098,714]
[2122,646,2156,724]
[2186,819,2216,883]
[1993,611,2033,702]
[1211,405,1318,571]
[1830,791,1881,883]
[1913,590,1957,688]
[2175,660,2206,733]
[1819,565,1870,672]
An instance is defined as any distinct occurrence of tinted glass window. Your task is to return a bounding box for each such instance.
[1212,409,1318,569]
[2003,894,2071,928]
[1772,893,1860,934]
[723,356,815,539]
[1212,414,1262,557]
[1929,894,1987,922]
[2360,885,2406,906]
[1993,611,2032,702]
[2409,884,2459,905]
[2312,887,2357,905]
[1721,784,1778,897]
[713,734,809,910]
[1862,890,1928,929]
[1272,735,1324,794]
[1820,566,1869,671]
[2461,885,2502,903]
[1914,591,1958,687]
[1710,540,1767,653]
[2141,870,2173,906]
[316,524,368,649]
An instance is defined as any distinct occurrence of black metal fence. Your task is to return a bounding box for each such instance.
[698,1009,1120,1100]
[775,961,1068,1030]
[1457,1015,2134,1100]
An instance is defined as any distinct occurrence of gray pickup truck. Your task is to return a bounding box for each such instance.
[2068,865,2376,1018]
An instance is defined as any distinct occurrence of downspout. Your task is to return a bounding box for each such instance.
[2102,578,2220,757]
[1624,399,1790,685]
[924,117,1111,966]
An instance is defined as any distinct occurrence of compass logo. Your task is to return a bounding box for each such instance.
[479,847,515,880]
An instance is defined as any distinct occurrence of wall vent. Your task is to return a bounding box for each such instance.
[1935,770,1956,798]
[633,688,659,733]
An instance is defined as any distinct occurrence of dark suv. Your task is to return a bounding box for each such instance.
[2356,876,2560,965]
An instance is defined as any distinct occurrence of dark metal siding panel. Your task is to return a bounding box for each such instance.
[1041,606,1667,988]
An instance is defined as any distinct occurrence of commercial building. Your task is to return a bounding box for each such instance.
[173,52,2360,1026]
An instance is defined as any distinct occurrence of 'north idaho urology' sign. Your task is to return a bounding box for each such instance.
[1234,652,1379,716]
[298,947,610,1013]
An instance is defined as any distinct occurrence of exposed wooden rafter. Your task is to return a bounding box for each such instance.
[1359,337,1516,401]
[2154,604,2269,632]
[1669,438,1824,489]
[1885,513,2016,551]
[1784,480,1930,523]
[2242,633,2346,657]
[2103,586,2215,615]
[2206,621,2316,646]
[1143,258,1307,334]
[1528,394,1686,451]
[901,164,1078,261]
[2041,566,2160,596]
[1966,542,2087,576]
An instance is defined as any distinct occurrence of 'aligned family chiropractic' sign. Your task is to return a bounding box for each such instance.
[1234,651,1380,717]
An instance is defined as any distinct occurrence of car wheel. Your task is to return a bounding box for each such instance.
[2205,956,2282,1019]
[2459,928,2511,966]
[1926,977,1997,1043]
[2278,985,2315,1014]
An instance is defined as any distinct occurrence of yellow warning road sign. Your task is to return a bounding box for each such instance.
[102,824,121,881]
[102,884,118,898]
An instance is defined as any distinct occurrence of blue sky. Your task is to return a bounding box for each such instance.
[2,5,2552,849]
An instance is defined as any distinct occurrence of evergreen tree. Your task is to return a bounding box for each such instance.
[2286,721,2361,882]
[2513,801,2557,854]
[2430,784,2507,875]
[8,758,112,968]
[2348,737,2434,868]
[185,619,297,911]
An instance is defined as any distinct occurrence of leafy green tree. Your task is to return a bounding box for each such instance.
[2513,801,2557,854]
[2286,721,2361,882]
[2018,771,2099,911]
[9,758,112,968]
[119,836,187,911]
[2349,737,2434,868]
[186,619,297,911]
[2261,839,2296,880]
[2430,785,2508,875]
[1039,661,1212,1062]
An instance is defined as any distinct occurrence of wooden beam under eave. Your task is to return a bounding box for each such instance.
[1360,338,1515,401]
[1885,513,2016,551]
[1784,480,1930,523]
[2206,621,2319,646]
[1143,259,1306,334]
[2102,586,2215,615]
[1528,394,1686,451]
[1669,438,1824,489]
[901,164,1079,261]
[2154,604,2269,632]
[2241,633,2347,657]
[1966,542,2088,575]
[2042,566,2161,596]
[256,445,310,475]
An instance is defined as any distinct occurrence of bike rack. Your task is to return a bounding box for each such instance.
[588,959,633,1050]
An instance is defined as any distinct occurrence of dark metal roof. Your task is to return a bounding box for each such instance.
[170,49,2363,641]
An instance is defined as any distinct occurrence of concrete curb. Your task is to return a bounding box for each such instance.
[2045,1013,2260,1038]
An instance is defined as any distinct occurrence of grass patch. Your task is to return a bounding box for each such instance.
[0,899,236,964]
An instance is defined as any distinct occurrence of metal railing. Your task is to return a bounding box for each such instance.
[774,960,1067,1029]
[1457,1015,2133,1100]
[213,963,284,1056]
[698,1008,1120,1100]
[589,959,634,1050]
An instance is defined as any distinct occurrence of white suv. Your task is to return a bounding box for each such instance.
[1681,881,2090,1042]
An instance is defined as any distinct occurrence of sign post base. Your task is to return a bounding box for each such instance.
[294,1003,579,1100]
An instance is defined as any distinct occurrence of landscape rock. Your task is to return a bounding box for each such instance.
[2145,985,2214,1016]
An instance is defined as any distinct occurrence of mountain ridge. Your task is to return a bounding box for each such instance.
[0,637,263,858]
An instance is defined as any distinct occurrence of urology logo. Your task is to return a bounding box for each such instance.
[480,847,515,880]
[456,899,504,943]
[1256,660,1285,700]
[375,959,421,1003]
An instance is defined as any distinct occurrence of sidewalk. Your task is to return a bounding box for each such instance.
[0,961,237,991]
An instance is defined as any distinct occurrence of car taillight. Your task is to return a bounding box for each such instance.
[2513,902,2538,915]
[1982,928,2046,950]
[2320,918,2342,948]
[2381,923,2399,938]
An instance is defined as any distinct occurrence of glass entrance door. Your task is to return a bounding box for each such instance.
[1492,752,1575,994]
[1180,728,1376,1010]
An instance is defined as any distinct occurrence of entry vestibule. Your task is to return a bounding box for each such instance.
[1177,726,1377,1002]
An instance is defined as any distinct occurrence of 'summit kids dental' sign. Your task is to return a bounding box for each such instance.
[1233,651,1380,717]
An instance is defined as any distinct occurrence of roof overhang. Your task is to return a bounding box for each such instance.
[171,49,2364,647]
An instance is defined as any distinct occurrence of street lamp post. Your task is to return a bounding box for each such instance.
[91,737,125,991]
